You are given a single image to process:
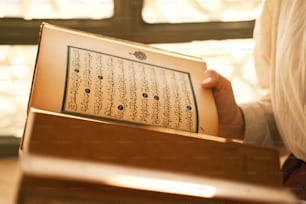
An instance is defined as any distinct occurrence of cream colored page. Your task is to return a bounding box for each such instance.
[30,24,217,135]
[63,47,198,132]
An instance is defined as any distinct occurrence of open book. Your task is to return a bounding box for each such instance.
[17,23,297,203]
[24,23,218,139]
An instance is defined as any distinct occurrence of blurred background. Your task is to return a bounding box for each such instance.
[0,0,265,155]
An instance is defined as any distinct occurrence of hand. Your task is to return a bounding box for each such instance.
[202,70,244,140]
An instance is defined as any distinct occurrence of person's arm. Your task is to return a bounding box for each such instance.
[201,71,283,148]
[241,0,283,147]
[202,0,284,148]
[240,96,282,147]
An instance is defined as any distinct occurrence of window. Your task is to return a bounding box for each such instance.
[1,0,114,19]
[143,0,263,23]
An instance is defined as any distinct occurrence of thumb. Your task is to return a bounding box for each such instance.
[201,69,224,89]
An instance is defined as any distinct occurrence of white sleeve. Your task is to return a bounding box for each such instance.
[240,96,282,147]
[240,0,283,148]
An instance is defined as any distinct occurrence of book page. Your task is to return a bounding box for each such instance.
[29,23,218,135]
[63,46,198,132]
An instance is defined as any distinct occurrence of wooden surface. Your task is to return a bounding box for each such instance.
[2,156,300,204]
[24,109,283,187]
[0,157,20,204]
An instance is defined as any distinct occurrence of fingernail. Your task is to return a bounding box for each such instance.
[202,77,212,84]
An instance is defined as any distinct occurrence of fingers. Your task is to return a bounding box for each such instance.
[201,69,244,140]
[201,69,220,88]
[201,69,232,92]
[202,69,237,114]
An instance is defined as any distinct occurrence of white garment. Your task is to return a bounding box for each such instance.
[240,0,306,161]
